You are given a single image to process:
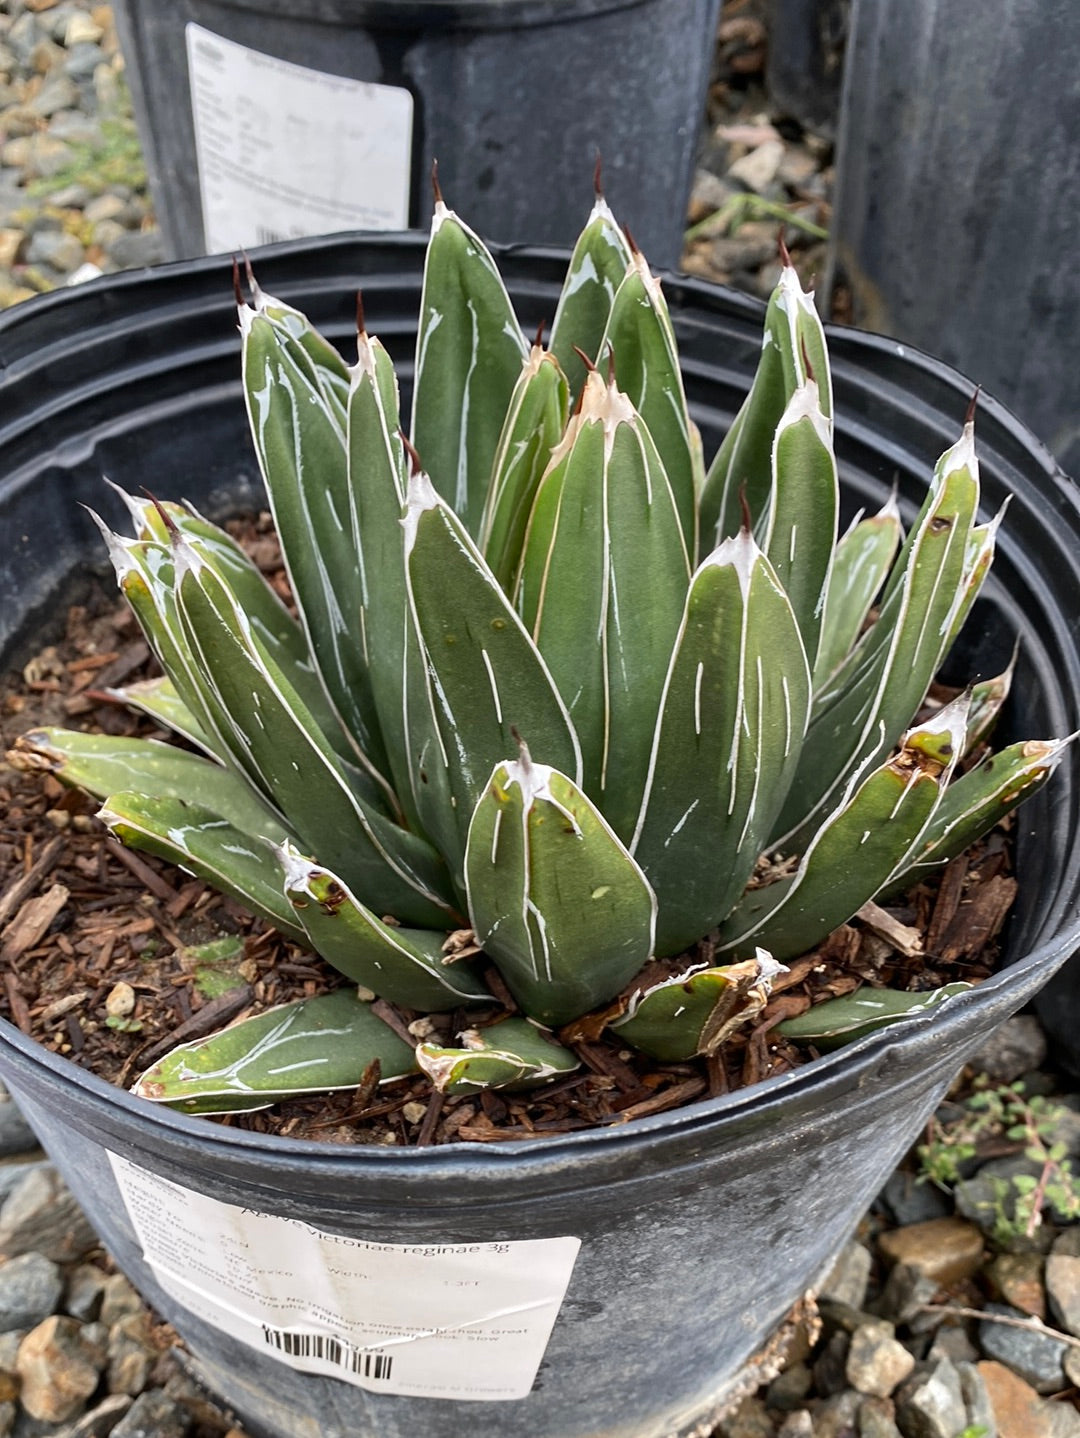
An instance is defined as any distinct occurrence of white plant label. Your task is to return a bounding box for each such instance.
[108,1152,580,1400]
[185,24,412,254]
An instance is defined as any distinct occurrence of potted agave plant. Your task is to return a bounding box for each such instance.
[1,188,1078,1438]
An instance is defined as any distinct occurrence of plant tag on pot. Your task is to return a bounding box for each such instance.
[108,1153,580,1400]
[185,25,413,253]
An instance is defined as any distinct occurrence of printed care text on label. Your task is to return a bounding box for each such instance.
[185,24,412,253]
[108,1152,580,1400]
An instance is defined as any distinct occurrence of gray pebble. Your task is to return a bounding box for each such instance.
[99,1275,143,1328]
[814,1390,862,1438]
[106,1312,155,1396]
[846,1320,915,1398]
[105,230,164,269]
[47,111,101,145]
[25,228,84,274]
[874,1262,940,1327]
[110,1389,191,1438]
[858,1395,904,1438]
[0,44,17,76]
[52,1395,134,1438]
[0,1162,47,1212]
[7,15,40,67]
[776,1413,813,1438]
[821,1239,872,1310]
[878,1171,951,1227]
[766,1360,813,1411]
[0,1166,98,1264]
[978,1300,1068,1393]
[47,181,92,209]
[63,42,103,83]
[968,1015,1048,1082]
[895,1358,967,1438]
[0,1253,61,1332]
[83,192,126,225]
[813,1329,851,1397]
[27,72,77,118]
[64,1264,106,1323]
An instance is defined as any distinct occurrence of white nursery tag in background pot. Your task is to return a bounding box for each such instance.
[108,1153,580,1400]
[185,24,412,253]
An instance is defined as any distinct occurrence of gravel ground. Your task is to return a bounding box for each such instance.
[2,3,1080,1437]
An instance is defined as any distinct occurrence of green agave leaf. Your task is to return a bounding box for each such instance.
[102,676,214,754]
[760,378,838,673]
[99,791,305,941]
[172,542,457,928]
[344,324,430,830]
[15,728,290,842]
[548,192,633,399]
[247,278,351,422]
[94,522,226,755]
[120,494,366,771]
[777,982,972,1051]
[416,1017,578,1095]
[516,371,690,841]
[599,250,700,557]
[132,989,417,1113]
[944,503,1005,652]
[125,495,310,670]
[700,262,831,552]
[813,494,902,690]
[774,426,979,852]
[881,734,1075,896]
[717,697,969,961]
[963,649,1017,757]
[611,952,783,1061]
[404,472,582,846]
[630,529,811,957]
[410,201,529,537]
[464,754,657,1027]
[280,842,491,1011]
[478,344,570,592]
[241,306,388,776]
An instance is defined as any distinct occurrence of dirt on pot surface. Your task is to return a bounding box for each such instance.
[1,512,1013,1148]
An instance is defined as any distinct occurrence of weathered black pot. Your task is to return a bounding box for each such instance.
[112,0,720,269]
[0,237,1077,1438]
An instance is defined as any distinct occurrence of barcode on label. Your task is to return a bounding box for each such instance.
[255,225,286,245]
[261,1325,394,1380]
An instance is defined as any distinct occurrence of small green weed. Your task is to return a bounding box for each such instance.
[25,80,146,201]
[684,192,828,244]
[917,1076,1080,1245]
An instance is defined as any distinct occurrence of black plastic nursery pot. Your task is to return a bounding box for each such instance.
[0,237,1078,1438]
[112,0,719,270]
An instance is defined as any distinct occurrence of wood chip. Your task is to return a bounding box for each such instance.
[926,853,969,953]
[939,875,1019,963]
[104,838,179,903]
[38,992,89,1024]
[3,973,30,1035]
[856,900,924,958]
[135,985,254,1069]
[609,1078,707,1123]
[0,834,64,927]
[0,883,70,964]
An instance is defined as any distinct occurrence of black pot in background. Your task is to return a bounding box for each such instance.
[112,0,720,270]
[764,0,849,136]
[826,0,1080,480]
[0,237,1078,1438]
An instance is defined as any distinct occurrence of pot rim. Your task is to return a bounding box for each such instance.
[1,232,1077,1174]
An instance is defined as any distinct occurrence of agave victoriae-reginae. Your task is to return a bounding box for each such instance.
[12,188,1070,1117]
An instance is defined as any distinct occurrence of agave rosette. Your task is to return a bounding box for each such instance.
[12,189,1069,1116]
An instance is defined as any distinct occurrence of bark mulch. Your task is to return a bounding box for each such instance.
[0,515,1010,1147]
